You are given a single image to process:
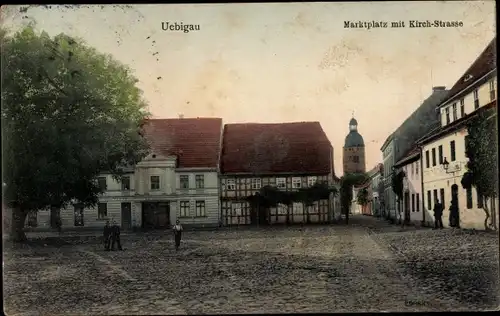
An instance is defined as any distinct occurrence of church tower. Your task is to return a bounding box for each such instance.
[343,117,366,174]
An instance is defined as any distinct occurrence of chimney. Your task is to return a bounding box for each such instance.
[432,86,446,92]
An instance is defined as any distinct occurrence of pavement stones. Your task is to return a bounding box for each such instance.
[4,216,499,314]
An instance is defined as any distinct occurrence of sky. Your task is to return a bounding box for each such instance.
[1,2,496,176]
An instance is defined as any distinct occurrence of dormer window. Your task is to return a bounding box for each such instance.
[445,107,450,125]
[463,74,473,82]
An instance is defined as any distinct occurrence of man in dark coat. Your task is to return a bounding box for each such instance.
[433,199,444,229]
[449,200,460,228]
[110,220,123,251]
[103,220,112,251]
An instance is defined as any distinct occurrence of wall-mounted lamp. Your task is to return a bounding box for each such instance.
[441,157,454,174]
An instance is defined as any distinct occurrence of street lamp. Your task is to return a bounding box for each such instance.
[442,157,454,174]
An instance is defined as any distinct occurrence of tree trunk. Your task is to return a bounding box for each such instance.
[11,208,28,242]
[483,196,491,231]
[492,198,498,231]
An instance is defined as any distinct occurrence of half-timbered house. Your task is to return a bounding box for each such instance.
[220,121,337,226]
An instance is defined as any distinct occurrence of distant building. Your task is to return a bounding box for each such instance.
[219,121,338,226]
[367,163,384,216]
[24,117,224,231]
[417,38,497,229]
[343,117,366,174]
[380,86,450,221]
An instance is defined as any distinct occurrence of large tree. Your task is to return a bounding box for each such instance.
[2,26,150,241]
[461,107,498,230]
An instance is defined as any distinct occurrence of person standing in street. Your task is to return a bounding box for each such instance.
[103,220,112,251]
[173,220,183,251]
[449,199,460,228]
[111,220,123,251]
[433,199,444,229]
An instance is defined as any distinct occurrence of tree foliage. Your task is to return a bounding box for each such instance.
[246,181,338,223]
[391,170,405,200]
[356,188,369,206]
[461,107,498,230]
[339,173,369,224]
[1,26,150,241]
[461,107,498,197]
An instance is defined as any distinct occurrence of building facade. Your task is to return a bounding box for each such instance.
[343,118,366,174]
[394,148,423,225]
[219,121,338,226]
[25,117,224,231]
[380,135,397,219]
[367,163,383,216]
[418,38,497,229]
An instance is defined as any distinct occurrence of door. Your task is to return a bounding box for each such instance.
[450,184,460,227]
[121,202,132,230]
[404,191,411,224]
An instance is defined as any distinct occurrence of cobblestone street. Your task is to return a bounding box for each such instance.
[4,216,499,314]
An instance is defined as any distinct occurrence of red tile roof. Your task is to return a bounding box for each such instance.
[141,118,223,168]
[440,37,496,106]
[221,121,333,175]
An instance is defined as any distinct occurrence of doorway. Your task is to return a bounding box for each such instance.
[121,202,132,230]
[450,184,460,227]
[404,191,411,224]
[142,202,170,229]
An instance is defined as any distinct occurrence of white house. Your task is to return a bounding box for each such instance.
[26,117,224,231]
[394,148,424,225]
[417,38,497,229]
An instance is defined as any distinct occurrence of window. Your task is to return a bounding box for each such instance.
[464,135,470,157]
[445,107,450,124]
[416,162,419,175]
[251,178,262,190]
[179,201,190,217]
[438,145,443,164]
[433,189,438,205]
[416,193,420,212]
[427,191,432,210]
[195,201,206,217]
[150,175,160,190]
[292,177,302,189]
[353,156,360,163]
[307,176,317,187]
[450,140,456,161]
[74,203,84,226]
[440,188,445,209]
[452,103,457,120]
[431,148,436,166]
[121,176,130,191]
[489,80,496,101]
[425,150,430,168]
[473,89,479,109]
[231,202,242,216]
[411,194,415,212]
[195,175,205,189]
[180,175,189,189]
[466,187,473,209]
[226,179,236,190]
[460,98,465,117]
[27,211,37,227]
[276,178,286,189]
[477,192,484,208]
[97,177,107,191]
[98,203,107,219]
